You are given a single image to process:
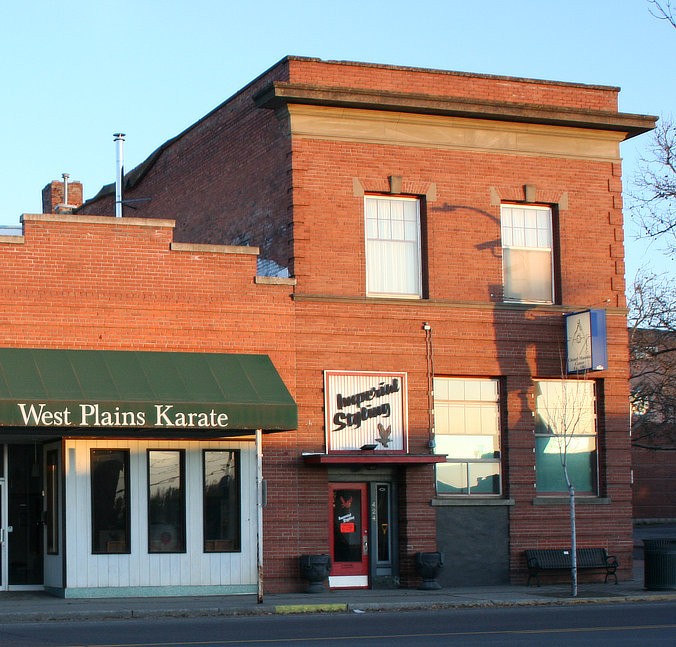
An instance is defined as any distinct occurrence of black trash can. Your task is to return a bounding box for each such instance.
[643,539,676,591]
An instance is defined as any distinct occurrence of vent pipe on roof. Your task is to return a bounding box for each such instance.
[113,133,125,218]
[62,173,69,206]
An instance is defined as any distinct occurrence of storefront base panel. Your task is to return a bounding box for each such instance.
[328,575,368,589]
[62,439,258,593]
[46,584,257,599]
[435,502,511,586]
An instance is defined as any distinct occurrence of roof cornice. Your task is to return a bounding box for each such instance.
[254,81,657,140]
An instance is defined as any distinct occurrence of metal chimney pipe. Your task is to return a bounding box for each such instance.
[62,173,70,206]
[113,133,125,218]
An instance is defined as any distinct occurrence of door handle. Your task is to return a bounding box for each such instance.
[362,533,368,556]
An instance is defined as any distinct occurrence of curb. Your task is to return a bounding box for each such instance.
[0,591,674,624]
[274,603,348,614]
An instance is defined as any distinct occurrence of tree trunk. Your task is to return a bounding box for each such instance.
[569,482,577,597]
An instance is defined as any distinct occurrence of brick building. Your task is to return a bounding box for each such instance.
[630,328,676,520]
[0,57,655,596]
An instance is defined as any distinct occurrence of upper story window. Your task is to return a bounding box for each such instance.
[365,196,422,298]
[433,377,502,496]
[501,204,554,304]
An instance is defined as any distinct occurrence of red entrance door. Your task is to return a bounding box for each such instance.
[328,483,368,589]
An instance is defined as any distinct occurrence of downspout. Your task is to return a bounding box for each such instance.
[423,322,436,450]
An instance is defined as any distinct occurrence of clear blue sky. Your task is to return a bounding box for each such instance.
[1,0,673,281]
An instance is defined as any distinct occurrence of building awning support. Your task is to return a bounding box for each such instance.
[256,428,264,604]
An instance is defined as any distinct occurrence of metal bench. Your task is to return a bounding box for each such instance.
[525,548,619,586]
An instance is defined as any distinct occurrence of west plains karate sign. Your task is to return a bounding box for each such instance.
[6,402,230,429]
[324,371,408,452]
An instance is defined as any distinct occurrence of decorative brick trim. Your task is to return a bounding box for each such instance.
[22,213,176,229]
[490,187,568,208]
[255,276,297,286]
[170,242,260,255]
[356,177,437,200]
[0,236,24,245]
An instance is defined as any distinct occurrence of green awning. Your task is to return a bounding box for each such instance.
[0,349,297,432]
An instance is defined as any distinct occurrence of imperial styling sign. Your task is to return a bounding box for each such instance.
[324,371,408,452]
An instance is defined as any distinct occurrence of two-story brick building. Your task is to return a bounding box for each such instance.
[0,56,655,596]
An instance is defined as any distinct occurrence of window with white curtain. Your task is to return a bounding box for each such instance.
[365,196,421,298]
[501,204,554,303]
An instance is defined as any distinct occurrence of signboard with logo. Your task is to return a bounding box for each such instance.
[324,371,408,452]
[565,309,608,373]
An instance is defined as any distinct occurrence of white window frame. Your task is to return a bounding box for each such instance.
[534,379,598,495]
[500,204,554,304]
[364,195,422,298]
[433,377,502,496]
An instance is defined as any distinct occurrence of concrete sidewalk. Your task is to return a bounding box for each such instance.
[0,568,673,624]
[0,523,673,624]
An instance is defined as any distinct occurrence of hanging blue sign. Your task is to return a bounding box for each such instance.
[565,309,608,373]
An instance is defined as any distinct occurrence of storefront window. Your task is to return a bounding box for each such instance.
[203,450,241,552]
[148,450,186,553]
[535,380,598,494]
[433,378,502,495]
[91,449,130,554]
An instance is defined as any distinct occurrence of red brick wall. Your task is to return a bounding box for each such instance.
[279,66,631,580]
[285,57,619,112]
[289,300,632,584]
[42,179,84,213]
[290,137,626,309]
[0,215,294,363]
[69,58,635,589]
[0,213,307,591]
[81,61,294,271]
[79,56,621,269]
[632,446,676,519]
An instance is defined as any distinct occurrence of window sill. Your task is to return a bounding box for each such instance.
[292,294,578,311]
[255,276,297,286]
[533,496,611,506]
[431,497,515,507]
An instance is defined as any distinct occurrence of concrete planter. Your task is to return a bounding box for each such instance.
[415,551,444,590]
[299,554,332,593]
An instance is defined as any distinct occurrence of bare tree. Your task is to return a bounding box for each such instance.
[629,119,676,258]
[628,271,676,450]
[647,0,676,28]
[537,377,596,597]
[629,3,676,255]
[624,3,676,452]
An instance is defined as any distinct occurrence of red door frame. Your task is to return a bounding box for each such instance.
[328,483,368,588]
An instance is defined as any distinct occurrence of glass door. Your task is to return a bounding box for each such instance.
[7,444,43,587]
[0,475,5,591]
[328,483,368,589]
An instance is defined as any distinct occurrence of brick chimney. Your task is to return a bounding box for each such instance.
[42,174,83,214]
